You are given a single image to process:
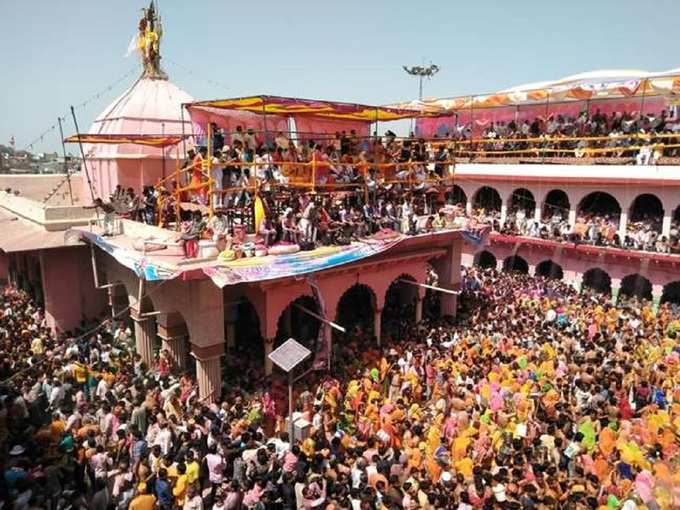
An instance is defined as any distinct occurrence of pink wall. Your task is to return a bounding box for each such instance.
[80,157,179,203]
[40,246,107,333]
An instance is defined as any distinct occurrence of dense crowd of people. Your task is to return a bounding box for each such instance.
[447,202,680,256]
[1,265,680,509]
[457,109,680,161]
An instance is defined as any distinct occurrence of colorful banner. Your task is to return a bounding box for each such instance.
[80,231,181,281]
[461,226,491,248]
[189,95,426,122]
[202,235,405,288]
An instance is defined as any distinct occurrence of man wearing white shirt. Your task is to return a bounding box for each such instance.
[95,376,109,400]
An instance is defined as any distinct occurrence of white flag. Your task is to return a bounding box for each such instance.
[125,34,138,58]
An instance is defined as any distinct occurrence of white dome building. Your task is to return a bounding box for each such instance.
[80,75,194,201]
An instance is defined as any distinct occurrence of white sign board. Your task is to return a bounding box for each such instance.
[268,338,311,373]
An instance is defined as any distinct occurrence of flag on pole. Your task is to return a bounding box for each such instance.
[125,34,138,58]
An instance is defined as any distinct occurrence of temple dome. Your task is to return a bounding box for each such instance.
[85,75,194,159]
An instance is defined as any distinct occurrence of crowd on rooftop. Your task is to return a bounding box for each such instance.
[452,109,680,162]
[86,109,680,260]
[1,265,680,509]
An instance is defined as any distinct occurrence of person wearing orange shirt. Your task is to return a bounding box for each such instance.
[128,484,156,510]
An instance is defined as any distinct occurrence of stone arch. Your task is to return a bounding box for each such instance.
[275,295,320,352]
[620,274,653,301]
[472,186,502,212]
[542,189,570,220]
[674,205,680,223]
[502,255,529,274]
[535,260,563,280]
[110,283,132,324]
[629,193,664,232]
[446,185,467,206]
[335,283,377,340]
[473,250,497,269]
[382,274,419,340]
[509,188,536,215]
[661,281,680,305]
[577,191,621,220]
[582,268,612,295]
[230,297,263,364]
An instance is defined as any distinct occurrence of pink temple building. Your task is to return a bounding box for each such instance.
[3,47,680,401]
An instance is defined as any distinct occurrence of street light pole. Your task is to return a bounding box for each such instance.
[403,63,440,132]
[403,63,440,101]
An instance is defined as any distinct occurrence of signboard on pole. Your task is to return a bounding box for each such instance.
[268,338,311,373]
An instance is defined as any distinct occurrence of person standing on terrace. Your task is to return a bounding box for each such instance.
[84,198,117,237]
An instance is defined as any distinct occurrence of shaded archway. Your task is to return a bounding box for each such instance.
[535,260,563,280]
[629,194,663,232]
[111,284,132,330]
[674,205,680,223]
[509,188,536,215]
[472,186,502,212]
[542,189,570,220]
[275,295,320,352]
[228,298,264,375]
[446,185,467,206]
[382,275,418,341]
[502,255,529,274]
[620,274,653,301]
[577,191,621,220]
[473,250,497,269]
[336,284,376,340]
[661,281,680,305]
[582,268,612,295]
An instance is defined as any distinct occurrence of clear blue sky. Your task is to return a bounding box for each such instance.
[2,0,679,152]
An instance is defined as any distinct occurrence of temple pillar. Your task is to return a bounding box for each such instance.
[157,312,189,370]
[131,309,157,368]
[196,357,221,403]
[618,211,628,243]
[500,203,508,227]
[465,199,473,216]
[661,214,672,239]
[611,278,621,305]
[534,204,542,222]
[652,284,664,312]
[163,336,188,370]
[264,337,274,375]
[568,208,576,227]
[374,308,382,346]
[415,297,423,323]
[572,272,583,292]
[528,264,536,277]
[192,343,224,403]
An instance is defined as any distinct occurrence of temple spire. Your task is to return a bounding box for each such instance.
[136,1,167,79]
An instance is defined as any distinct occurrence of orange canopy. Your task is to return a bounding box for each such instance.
[187,95,428,122]
[64,134,189,147]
